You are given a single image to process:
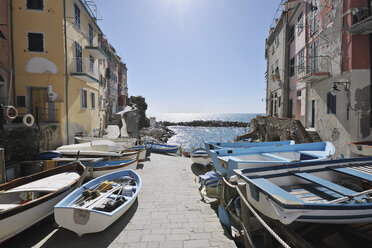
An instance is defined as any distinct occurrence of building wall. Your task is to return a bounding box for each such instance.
[266,14,287,118]
[0,0,10,105]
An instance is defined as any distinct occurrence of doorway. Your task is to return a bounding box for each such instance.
[31,88,47,122]
[296,100,301,120]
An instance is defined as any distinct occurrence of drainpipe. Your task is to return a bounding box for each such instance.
[9,0,15,105]
[63,0,70,144]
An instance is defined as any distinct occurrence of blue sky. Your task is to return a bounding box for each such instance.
[95,0,280,114]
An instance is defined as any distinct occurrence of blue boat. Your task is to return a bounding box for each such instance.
[144,143,179,154]
[54,169,141,237]
[204,140,294,150]
[32,150,62,160]
[234,157,372,224]
[208,142,335,177]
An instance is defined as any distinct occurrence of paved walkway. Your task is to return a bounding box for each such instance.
[2,153,236,248]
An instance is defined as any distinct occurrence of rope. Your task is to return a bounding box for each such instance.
[222,177,291,248]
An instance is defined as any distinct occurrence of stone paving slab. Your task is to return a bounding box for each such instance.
[1,153,236,248]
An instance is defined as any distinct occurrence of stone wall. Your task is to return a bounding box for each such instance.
[235,115,313,144]
[0,123,62,162]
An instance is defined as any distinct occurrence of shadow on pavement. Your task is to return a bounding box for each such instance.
[190,163,213,176]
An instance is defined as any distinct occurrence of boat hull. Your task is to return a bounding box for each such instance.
[0,188,73,243]
[55,170,141,236]
[75,137,137,148]
[91,160,138,178]
[145,143,179,154]
[348,142,372,156]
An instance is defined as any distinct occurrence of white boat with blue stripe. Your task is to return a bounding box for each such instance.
[54,169,141,237]
[204,140,294,150]
[208,141,335,177]
[234,157,372,225]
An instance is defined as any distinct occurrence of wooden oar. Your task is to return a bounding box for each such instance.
[83,185,122,210]
[329,189,372,204]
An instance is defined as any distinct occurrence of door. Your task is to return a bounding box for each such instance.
[311,100,315,128]
[31,88,47,122]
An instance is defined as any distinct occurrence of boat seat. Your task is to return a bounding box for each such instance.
[293,172,357,196]
[250,178,305,205]
[329,166,372,183]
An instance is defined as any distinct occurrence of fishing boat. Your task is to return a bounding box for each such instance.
[234,157,372,225]
[74,136,137,149]
[198,171,222,199]
[144,143,179,154]
[58,150,122,158]
[54,169,141,237]
[209,142,335,177]
[348,141,372,156]
[126,146,146,162]
[204,140,295,150]
[57,140,124,153]
[0,162,86,243]
[191,148,211,166]
[32,150,63,160]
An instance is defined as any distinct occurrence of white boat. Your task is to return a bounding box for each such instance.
[54,169,141,237]
[0,162,86,243]
[126,146,146,162]
[209,141,335,177]
[234,157,372,224]
[88,159,139,178]
[58,150,122,157]
[57,140,124,153]
[191,148,211,166]
[74,137,137,149]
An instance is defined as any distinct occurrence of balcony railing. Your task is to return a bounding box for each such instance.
[70,57,100,83]
[296,56,330,83]
[85,40,106,59]
[350,2,372,34]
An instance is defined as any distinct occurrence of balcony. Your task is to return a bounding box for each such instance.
[296,56,330,83]
[85,40,106,59]
[350,4,372,34]
[70,58,100,83]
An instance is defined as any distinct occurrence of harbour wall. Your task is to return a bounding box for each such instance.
[0,123,62,162]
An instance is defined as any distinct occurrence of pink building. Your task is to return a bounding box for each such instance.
[0,0,10,105]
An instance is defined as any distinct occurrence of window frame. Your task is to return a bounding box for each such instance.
[91,92,96,109]
[81,88,87,109]
[74,3,81,30]
[297,49,305,73]
[297,12,303,35]
[26,0,44,11]
[289,57,295,77]
[27,31,45,53]
[327,92,336,114]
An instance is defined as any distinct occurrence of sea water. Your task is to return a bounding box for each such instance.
[149,113,261,149]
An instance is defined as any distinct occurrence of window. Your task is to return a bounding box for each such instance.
[289,25,295,42]
[27,32,44,52]
[74,3,81,30]
[81,89,87,109]
[327,92,336,114]
[289,57,295,77]
[89,56,94,73]
[297,90,302,97]
[275,33,280,47]
[75,42,82,72]
[16,96,26,107]
[89,24,93,46]
[91,92,95,109]
[298,49,305,73]
[100,95,103,109]
[271,64,274,75]
[26,0,44,10]
[278,96,281,108]
[310,41,318,73]
[297,12,303,34]
[310,0,319,36]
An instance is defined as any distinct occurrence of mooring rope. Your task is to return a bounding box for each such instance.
[222,177,291,248]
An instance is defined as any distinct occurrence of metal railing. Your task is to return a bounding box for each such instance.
[352,1,372,25]
[70,57,99,80]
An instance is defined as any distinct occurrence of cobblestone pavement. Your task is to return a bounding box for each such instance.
[2,153,236,248]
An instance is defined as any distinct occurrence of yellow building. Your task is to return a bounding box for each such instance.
[11,0,107,143]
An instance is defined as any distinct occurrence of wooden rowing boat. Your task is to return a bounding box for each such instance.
[0,162,86,243]
[54,169,141,237]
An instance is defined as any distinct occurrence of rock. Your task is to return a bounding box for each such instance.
[139,125,175,144]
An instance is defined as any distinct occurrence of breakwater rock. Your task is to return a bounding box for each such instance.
[139,125,175,143]
[159,120,249,127]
